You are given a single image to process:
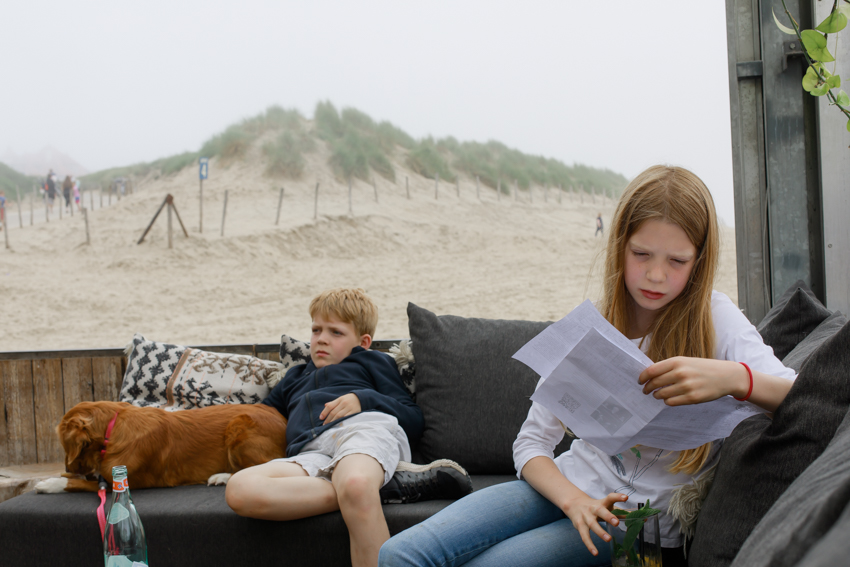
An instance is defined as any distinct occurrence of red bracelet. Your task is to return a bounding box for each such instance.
[734,362,753,401]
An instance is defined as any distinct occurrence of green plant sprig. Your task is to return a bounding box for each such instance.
[610,500,661,566]
[777,0,850,133]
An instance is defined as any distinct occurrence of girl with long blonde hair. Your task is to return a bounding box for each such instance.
[379,165,797,567]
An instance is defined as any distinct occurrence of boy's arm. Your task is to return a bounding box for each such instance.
[352,352,424,444]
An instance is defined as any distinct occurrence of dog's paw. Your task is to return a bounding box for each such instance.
[207,473,232,486]
[34,477,68,493]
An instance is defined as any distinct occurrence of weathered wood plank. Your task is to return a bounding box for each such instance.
[92,357,124,402]
[62,358,94,412]
[0,360,37,466]
[32,359,65,464]
[0,362,7,466]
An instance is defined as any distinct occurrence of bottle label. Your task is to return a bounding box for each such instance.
[112,478,129,492]
[108,502,130,524]
[105,557,147,567]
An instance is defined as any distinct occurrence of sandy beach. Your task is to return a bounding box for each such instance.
[0,147,737,352]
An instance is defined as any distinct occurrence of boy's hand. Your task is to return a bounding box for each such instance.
[320,393,362,424]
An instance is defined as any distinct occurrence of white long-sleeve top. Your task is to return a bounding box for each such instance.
[512,291,797,547]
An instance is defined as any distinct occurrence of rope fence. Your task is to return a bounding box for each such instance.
[1,174,618,251]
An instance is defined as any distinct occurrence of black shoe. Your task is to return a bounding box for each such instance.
[380,459,473,504]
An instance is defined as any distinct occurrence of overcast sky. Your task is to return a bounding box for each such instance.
[0,1,736,224]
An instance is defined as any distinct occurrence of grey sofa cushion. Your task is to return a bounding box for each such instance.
[729,406,850,567]
[756,280,831,360]
[782,311,847,372]
[689,317,850,567]
[0,476,514,567]
[407,303,571,475]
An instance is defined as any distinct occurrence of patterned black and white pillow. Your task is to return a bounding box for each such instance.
[120,333,185,407]
[389,339,416,400]
[120,334,282,410]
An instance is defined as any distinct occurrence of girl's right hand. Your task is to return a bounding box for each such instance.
[562,492,629,556]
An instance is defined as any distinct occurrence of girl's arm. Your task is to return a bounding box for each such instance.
[521,456,627,557]
[637,357,792,412]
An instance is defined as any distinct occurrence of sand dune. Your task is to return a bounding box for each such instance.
[0,150,737,352]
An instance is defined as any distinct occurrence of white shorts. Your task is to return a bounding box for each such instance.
[273,412,411,486]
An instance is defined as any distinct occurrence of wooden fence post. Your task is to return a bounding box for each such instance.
[276,187,285,225]
[3,201,9,249]
[83,207,90,245]
[199,177,204,234]
[30,187,34,226]
[372,178,378,203]
[16,187,23,228]
[221,190,228,237]
[167,199,173,249]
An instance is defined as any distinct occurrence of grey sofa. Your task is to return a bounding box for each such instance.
[1,283,846,566]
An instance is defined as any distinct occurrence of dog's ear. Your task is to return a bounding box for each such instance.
[58,414,94,467]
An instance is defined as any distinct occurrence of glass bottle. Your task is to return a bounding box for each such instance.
[103,465,148,567]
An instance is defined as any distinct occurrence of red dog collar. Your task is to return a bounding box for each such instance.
[101,412,118,457]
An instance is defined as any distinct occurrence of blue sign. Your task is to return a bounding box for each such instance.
[199,157,209,180]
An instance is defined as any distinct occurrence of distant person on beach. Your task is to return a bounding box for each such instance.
[62,175,73,212]
[73,178,81,212]
[0,190,5,230]
[595,213,604,237]
[45,171,57,213]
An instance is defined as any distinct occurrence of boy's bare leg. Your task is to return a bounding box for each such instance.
[332,454,389,567]
[225,460,339,520]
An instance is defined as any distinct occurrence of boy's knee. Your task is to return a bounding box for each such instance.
[336,472,379,507]
[225,471,256,515]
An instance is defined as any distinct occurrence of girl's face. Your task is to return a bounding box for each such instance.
[623,219,697,336]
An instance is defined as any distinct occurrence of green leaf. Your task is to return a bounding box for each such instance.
[811,84,830,96]
[773,9,798,35]
[827,74,842,89]
[841,5,850,20]
[816,10,847,33]
[846,119,850,133]
[630,447,641,459]
[802,30,836,62]
[812,83,831,96]
[803,66,823,92]
[835,90,850,107]
[612,508,629,517]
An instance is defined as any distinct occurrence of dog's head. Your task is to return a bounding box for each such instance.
[57,401,129,475]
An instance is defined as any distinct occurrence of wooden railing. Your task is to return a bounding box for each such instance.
[0,340,399,468]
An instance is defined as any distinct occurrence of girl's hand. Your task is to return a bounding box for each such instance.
[638,357,748,405]
[562,492,629,556]
[319,393,362,424]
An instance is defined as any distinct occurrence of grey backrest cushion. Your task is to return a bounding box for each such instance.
[407,302,571,474]
[729,406,850,567]
[756,280,831,360]
[782,311,847,373]
[689,318,850,567]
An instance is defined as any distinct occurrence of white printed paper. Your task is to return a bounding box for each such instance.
[516,301,764,455]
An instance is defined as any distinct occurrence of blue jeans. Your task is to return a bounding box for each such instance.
[378,480,611,567]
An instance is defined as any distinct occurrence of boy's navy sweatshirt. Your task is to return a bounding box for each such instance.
[262,346,424,457]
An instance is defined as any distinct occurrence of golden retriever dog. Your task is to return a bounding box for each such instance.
[35,400,287,493]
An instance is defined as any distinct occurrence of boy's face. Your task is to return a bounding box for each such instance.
[310,314,371,368]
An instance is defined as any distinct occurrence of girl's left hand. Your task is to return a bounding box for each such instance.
[320,393,362,424]
[638,357,748,406]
